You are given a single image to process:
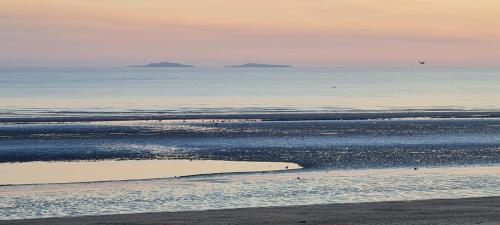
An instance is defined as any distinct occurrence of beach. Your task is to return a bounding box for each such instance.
[1,67,500,222]
[1,113,500,219]
[2,196,500,225]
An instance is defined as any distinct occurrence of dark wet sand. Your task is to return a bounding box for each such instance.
[3,196,500,225]
[2,110,500,123]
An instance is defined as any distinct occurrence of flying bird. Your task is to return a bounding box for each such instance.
[418,60,426,65]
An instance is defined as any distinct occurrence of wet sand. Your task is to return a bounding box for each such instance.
[3,196,500,225]
[2,110,500,123]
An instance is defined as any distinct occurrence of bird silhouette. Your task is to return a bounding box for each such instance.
[418,60,426,65]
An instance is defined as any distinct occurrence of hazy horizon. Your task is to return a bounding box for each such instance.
[2,0,500,67]
[3,64,500,68]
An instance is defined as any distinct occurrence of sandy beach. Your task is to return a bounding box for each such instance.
[2,196,500,225]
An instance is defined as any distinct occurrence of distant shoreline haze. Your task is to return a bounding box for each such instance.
[128,62,293,68]
[131,62,194,67]
[227,63,292,68]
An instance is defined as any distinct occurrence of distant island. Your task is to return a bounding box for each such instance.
[227,63,291,68]
[131,62,194,67]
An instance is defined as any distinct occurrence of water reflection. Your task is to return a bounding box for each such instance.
[2,165,500,219]
[0,160,300,185]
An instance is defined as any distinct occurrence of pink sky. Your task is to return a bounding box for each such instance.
[1,0,500,66]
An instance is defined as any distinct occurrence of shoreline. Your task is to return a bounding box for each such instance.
[2,110,500,123]
[2,196,500,225]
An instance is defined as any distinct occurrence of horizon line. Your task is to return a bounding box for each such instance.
[2,65,500,68]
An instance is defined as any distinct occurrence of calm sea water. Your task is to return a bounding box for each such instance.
[1,67,500,219]
[1,67,499,114]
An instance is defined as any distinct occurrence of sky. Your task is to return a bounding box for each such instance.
[1,0,500,66]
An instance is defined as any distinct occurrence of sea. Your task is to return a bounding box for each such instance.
[1,66,499,219]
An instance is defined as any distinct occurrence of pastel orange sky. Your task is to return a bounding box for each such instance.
[1,0,500,66]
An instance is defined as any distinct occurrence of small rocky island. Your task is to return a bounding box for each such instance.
[227,63,291,68]
[131,62,194,67]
